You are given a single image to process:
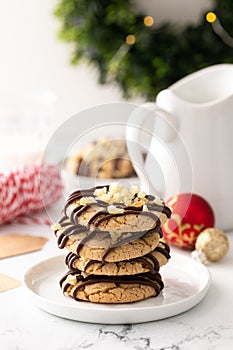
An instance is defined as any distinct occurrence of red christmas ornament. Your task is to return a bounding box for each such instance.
[162,193,215,249]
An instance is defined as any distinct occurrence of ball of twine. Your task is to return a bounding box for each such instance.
[0,161,63,225]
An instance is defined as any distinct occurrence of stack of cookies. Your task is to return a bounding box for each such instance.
[52,183,171,304]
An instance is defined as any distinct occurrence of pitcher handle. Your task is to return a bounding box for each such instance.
[126,102,178,196]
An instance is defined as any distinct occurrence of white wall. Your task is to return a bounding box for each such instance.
[0,0,131,126]
[0,0,213,125]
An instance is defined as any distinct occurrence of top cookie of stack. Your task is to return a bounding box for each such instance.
[53,183,171,263]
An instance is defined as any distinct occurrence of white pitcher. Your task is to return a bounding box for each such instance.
[126,64,233,229]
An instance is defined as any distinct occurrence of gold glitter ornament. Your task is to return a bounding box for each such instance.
[194,228,229,263]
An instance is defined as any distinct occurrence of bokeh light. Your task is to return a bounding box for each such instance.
[126,34,136,45]
[144,16,154,27]
[206,12,217,23]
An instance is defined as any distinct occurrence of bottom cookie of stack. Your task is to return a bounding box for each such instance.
[60,270,164,304]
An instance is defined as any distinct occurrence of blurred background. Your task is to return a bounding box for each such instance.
[0,0,233,227]
[0,0,125,124]
[0,0,217,121]
[0,0,232,170]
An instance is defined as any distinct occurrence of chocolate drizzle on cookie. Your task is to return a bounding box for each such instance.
[65,240,170,275]
[61,270,164,301]
[155,242,170,259]
[53,185,171,261]
[100,226,160,262]
[64,186,171,217]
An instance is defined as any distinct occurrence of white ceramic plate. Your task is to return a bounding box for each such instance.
[24,253,211,324]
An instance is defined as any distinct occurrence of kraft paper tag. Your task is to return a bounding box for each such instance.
[0,233,48,259]
[0,272,21,292]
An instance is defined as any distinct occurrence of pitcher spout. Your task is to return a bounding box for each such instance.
[167,64,233,105]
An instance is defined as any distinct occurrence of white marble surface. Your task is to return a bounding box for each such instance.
[0,207,233,350]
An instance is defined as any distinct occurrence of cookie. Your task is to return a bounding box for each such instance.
[56,226,162,263]
[52,184,171,262]
[66,138,136,179]
[60,270,164,303]
[65,241,170,275]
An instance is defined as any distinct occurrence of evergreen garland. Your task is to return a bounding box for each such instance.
[54,0,233,99]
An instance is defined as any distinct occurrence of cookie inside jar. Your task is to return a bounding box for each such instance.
[66,138,137,179]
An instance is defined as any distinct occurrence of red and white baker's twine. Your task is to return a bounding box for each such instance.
[0,161,63,225]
